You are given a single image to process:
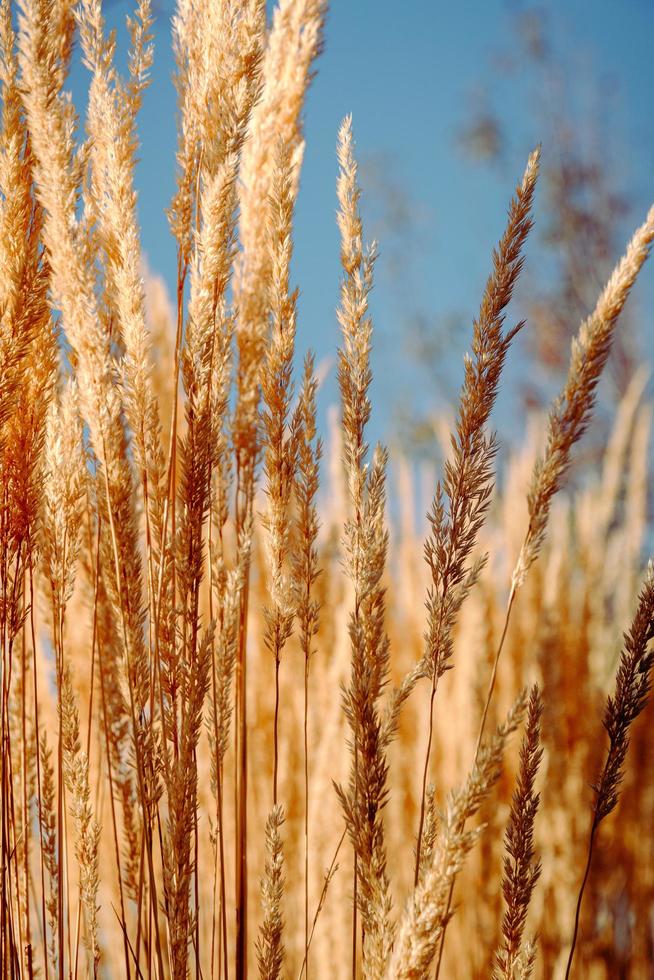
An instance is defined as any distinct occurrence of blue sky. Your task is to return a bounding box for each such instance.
[71,0,654,451]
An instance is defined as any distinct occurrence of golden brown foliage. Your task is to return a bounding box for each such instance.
[0,3,653,979]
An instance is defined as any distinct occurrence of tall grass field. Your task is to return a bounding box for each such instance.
[1,0,653,977]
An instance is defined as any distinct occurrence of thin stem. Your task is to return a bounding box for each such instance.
[21,572,31,973]
[564,819,598,980]
[28,559,48,980]
[217,763,228,980]
[414,679,439,887]
[194,795,200,980]
[235,468,253,980]
[351,574,363,980]
[351,746,358,980]
[273,657,280,807]
[134,827,146,968]
[63,780,72,978]
[55,597,64,980]
[235,564,250,980]
[298,828,347,980]
[474,588,516,759]
[303,652,309,980]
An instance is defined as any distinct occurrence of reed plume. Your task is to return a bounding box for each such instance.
[292,353,322,976]
[565,561,654,977]
[473,203,654,923]
[512,205,654,592]
[494,686,543,980]
[256,805,286,980]
[60,663,100,977]
[414,147,540,887]
[261,143,301,807]
[227,0,327,963]
[334,115,396,979]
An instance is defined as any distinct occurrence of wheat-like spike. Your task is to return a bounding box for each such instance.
[42,383,86,619]
[0,32,57,953]
[231,6,322,967]
[19,7,167,970]
[0,24,57,967]
[422,148,540,685]
[93,557,141,903]
[174,0,262,707]
[39,733,59,978]
[177,158,237,642]
[77,0,166,571]
[565,560,654,977]
[60,664,100,977]
[335,115,375,512]
[169,0,263,314]
[207,518,251,980]
[515,940,537,980]
[0,0,48,443]
[387,692,527,980]
[336,446,395,980]
[261,141,302,806]
[335,115,396,979]
[91,548,136,979]
[169,0,263,262]
[596,564,654,820]
[416,785,439,885]
[467,211,654,959]
[163,624,213,980]
[209,529,251,775]
[19,0,157,798]
[292,352,322,976]
[512,205,654,591]
[0,0,56,548]
[494,685,543,980]
[233,0,325,483]
[256,804,286,980]
[414,147,540,893]
[40,382,87,978]
[170,12,262,963]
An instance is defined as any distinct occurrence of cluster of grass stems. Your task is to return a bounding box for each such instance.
[1,0,654,977]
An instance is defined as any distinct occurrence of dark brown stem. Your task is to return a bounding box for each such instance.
[564,818,598,980]
[273,656,280,807]
[351,745,358,980]
[414,680,439,887]
[20,575,31,976]
[217,764,228,980]
[474,589,516,759]
[235,557,250,980]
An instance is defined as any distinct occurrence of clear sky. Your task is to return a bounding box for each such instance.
[70,0,654,451]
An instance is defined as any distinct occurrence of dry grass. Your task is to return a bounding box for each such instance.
[1,1,654,978]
